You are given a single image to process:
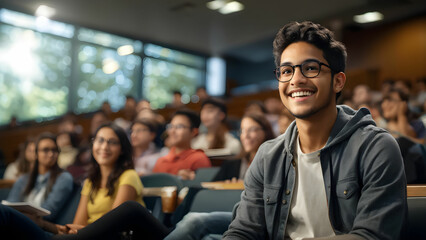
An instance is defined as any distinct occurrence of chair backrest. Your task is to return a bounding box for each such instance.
[53,183,81,225]
[407,197,426,239]
[182,167,221,187]
[140,173,183,191]
[189,189,242,213]
[194,167,220,183]
[0,188,11,201]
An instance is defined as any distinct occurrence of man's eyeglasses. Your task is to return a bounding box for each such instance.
[166,124,190,130]
[274,60,333,83]
[39,148,59,154]
[92,137,120,146]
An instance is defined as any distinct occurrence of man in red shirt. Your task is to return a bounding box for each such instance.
[153,109,211,180]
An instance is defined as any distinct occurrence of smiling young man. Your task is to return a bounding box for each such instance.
[153,109,211,180]
[223,21,407,240]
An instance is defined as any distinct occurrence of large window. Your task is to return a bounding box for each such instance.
[0,10,73,124]
[74,28,143,113]
[143,44,205,109]
[0,9,206,125]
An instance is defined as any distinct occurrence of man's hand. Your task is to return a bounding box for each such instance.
[177,169,196,180]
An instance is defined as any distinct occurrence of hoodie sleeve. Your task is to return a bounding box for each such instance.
[346,131,407,240]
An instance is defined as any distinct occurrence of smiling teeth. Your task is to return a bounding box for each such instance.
[291,91,313,97]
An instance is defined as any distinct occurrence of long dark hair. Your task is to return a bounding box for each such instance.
[16,138,35,176]
[87,123,133,203]
[23,133,63,198]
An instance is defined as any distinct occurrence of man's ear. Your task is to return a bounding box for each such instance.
[333,72,346,94]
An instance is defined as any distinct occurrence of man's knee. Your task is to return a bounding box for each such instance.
[178,212,211,227]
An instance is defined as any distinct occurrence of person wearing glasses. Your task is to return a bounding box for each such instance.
[164,112,275,240]
[62,123,145,234]
[213,112,275,182]
[223,21,406,240]
[153,109,211,180]
[6,132,74,234]
[381,88,425,144]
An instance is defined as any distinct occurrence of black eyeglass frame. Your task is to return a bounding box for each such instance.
[273,59,334,83]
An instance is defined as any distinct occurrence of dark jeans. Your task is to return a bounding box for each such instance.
[0,204,49,240]
[53,201,170,240]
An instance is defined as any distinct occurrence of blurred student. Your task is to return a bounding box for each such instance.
[153,109,211,180]
[191,97,241,156]
[264,97,283,136]
[89,111,110,140]
[57,131,80,169]
[62,123,145,234]
[66,146,92,186]
[167,91,185,108]
[244,100,268,115]
[135,99,151,113]
[213,112,274,181]
[3,138,36,180]
[7,133,73,233]
[114,95,137,132]
[195,86,209,103]
[382,88,425,143]
[101,101,112,117]
[131,119,164,176]
[351,84,372,110]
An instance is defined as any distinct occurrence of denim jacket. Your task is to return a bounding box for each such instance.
[7,171,74,221]
[223,106,407,240]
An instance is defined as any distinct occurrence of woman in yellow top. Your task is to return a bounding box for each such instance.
[64,123,145,230]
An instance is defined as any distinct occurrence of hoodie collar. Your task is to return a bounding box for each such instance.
[283,105,375,153]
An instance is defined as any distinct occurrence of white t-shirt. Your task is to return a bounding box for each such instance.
[284,136,335,239]
[191,132,241,156]
[3,161,19,180]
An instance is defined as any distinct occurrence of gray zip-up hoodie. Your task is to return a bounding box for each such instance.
[224,105,407,240]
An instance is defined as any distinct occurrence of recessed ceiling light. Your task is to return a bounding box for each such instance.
[354,11,384,24]
[218,1,244,14]
[206,0,227,11]
[35,5,56,19]
[207,0,244,14]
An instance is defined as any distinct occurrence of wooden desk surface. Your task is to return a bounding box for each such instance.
[201,181,244,190]
[407,185,426,197]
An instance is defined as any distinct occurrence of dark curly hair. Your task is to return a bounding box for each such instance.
[87,123,133,203]
[273,21,347,99]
